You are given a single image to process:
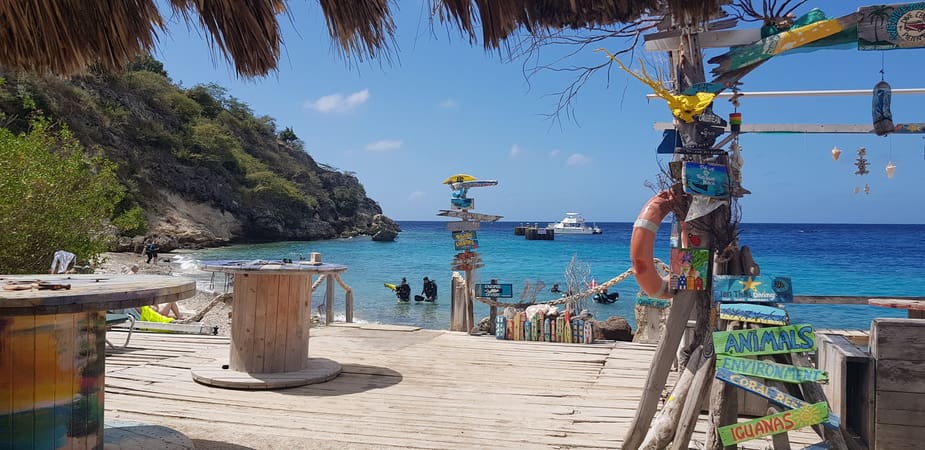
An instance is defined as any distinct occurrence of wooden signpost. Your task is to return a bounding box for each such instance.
[715,368,840,429]
[718,401,829,446]
[719,303,790,325]
[713,324,816,357]
[717,355,828,384]
[452,230,479,251]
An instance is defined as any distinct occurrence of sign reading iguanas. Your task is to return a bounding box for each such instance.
[718,401,829,445]
[713,324,816,357]
[717,355,828,384]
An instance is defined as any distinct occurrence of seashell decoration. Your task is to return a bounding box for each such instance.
[831,146,842,161]
[886,161,896,178]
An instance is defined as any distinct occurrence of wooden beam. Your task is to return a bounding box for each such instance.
[648,88,925,99]
[644,28,761,51]
[653,122,925,134]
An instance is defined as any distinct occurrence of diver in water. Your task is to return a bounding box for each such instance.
[422,277,438,302]
[593,287,619,304]
[396,277,411,302]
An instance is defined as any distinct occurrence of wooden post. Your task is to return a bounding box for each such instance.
[640,345,706,448]
[325,274,335,325]
[464,268,474,332]
[489,305,497,335]
[622,294,696,450]
[707,320,740,450]
[670,349,717,450]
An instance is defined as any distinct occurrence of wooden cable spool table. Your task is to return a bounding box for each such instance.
[191,260,347,390]
[0,274,196,449]
[868,298,925,319]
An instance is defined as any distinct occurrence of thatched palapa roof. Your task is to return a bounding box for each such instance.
[0,0,725,78]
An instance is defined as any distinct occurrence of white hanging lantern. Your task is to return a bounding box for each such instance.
[886,161,896,178]
[831,146,842,161]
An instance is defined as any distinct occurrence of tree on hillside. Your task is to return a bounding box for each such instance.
[0,117,123,273]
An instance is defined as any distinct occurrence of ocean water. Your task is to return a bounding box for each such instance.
[172,222,925,331]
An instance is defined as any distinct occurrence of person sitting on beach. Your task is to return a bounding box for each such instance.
[422,277,437,302]
[396,277,411,302]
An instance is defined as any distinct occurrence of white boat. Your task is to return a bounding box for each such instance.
[546,213,602,235]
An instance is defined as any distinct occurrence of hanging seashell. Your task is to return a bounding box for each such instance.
[854,186,860,194]
[831,146,842,161]
[886,161,896,178]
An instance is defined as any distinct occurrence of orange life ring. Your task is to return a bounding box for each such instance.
[630,191,676,299]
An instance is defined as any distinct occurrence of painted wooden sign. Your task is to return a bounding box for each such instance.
[683,162,729,197]
[495,316,506,339]
[451,251,482,271]
[717,355,828,384]
[859,3,925,50]
[718,401,829,446]
[719,303,790,325]
[715,368,839,429]
[452,230,479,251]
[713,275,793,303]
[450,197,474,209]
[670,248,709,291]
[446,220,480,232]
[437,209,503,222]
[475,283,513,298]
[713,324,816,357]
[636,295,671,309]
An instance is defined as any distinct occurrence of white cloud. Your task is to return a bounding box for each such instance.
[510,144,523,158]
[549,149,561,157]
[305,89,370,113]
[439,99,458,109]
[409,191,425,201]
[566,153,592,166]
[365,140,402,152]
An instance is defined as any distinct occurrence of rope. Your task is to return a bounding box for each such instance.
[472,259,671,309]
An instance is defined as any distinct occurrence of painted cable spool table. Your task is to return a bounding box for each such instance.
[0,273,196,449]
[191,260,346,389]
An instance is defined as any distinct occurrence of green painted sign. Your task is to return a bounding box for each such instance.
[713,324,816,357]
[717,355,828,384]
[719,402,829,445]
[715,368,840,430]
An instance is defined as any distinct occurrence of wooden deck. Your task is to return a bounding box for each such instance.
[105,324,822,449]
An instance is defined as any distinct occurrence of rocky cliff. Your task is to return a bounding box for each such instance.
[0,59,399,249]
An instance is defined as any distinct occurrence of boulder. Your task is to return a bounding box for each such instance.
[592,316,633,342]
[370,214,401,242]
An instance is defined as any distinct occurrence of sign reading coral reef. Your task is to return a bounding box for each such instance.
[718,401,829,445]
[713,324,816,357]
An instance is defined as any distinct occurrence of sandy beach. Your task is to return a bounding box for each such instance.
[96,251,236,336]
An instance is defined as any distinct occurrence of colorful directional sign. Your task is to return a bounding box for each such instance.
[718,401,829,446]
[452,230,479,251]
[713,275,793,303]
[636,295,671,309]
[446,220,480,232]
[717,355,828,384]
[451,251,482,271]
[719,303,790,325]
[683,162,729,197]
[715,368,839,429]
[476,283,513,298]
[713,324,816,357]
[437,209,503,222]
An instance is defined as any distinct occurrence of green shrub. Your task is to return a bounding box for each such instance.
[112,206,148,236]
[0,118,123,273]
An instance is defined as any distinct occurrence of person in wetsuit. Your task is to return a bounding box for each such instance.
[421,277,438,302]
[396,277,411,302]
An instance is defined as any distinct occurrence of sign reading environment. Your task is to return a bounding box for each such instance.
[713,324,816,357]
[713,275,793,303]
[718,401,829,446]
[452,231,479,251]
[475,283,513,298]
[717,355,828,384]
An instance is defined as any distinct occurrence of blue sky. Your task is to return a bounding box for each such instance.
[153,1,924,223]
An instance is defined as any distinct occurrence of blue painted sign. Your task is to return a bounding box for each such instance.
[713,324,816,357]
[719,303,790,325]
[476,283,513,298]
[715,368,840,429]
[713,275,793,303]
[452,231,479,251]
[636,295,671,309]
[450,197,474,209]
[683,162,729,197]
[717,355,828,384]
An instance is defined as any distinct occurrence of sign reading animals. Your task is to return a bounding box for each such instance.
[713,324,816,357]
[718,401,829,445]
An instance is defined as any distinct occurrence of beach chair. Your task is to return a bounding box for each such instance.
[106,311,136,349]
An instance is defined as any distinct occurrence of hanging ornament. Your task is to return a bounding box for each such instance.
[854,186,860,194]
[873,81,894,136]
[864,184,871,195]
[729,112,742,134]
[886,161,896,178]
[854,147,870,175]
[831,146,842,161]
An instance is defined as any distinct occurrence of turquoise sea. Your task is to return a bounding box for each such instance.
[173,222,925,331]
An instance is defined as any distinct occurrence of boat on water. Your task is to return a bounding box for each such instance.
[546,213,602,235]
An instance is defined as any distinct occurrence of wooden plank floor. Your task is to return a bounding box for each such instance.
[105,325,822,449]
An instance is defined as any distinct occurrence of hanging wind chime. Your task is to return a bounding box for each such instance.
[886,137,896,179]
[854,147,870,195]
